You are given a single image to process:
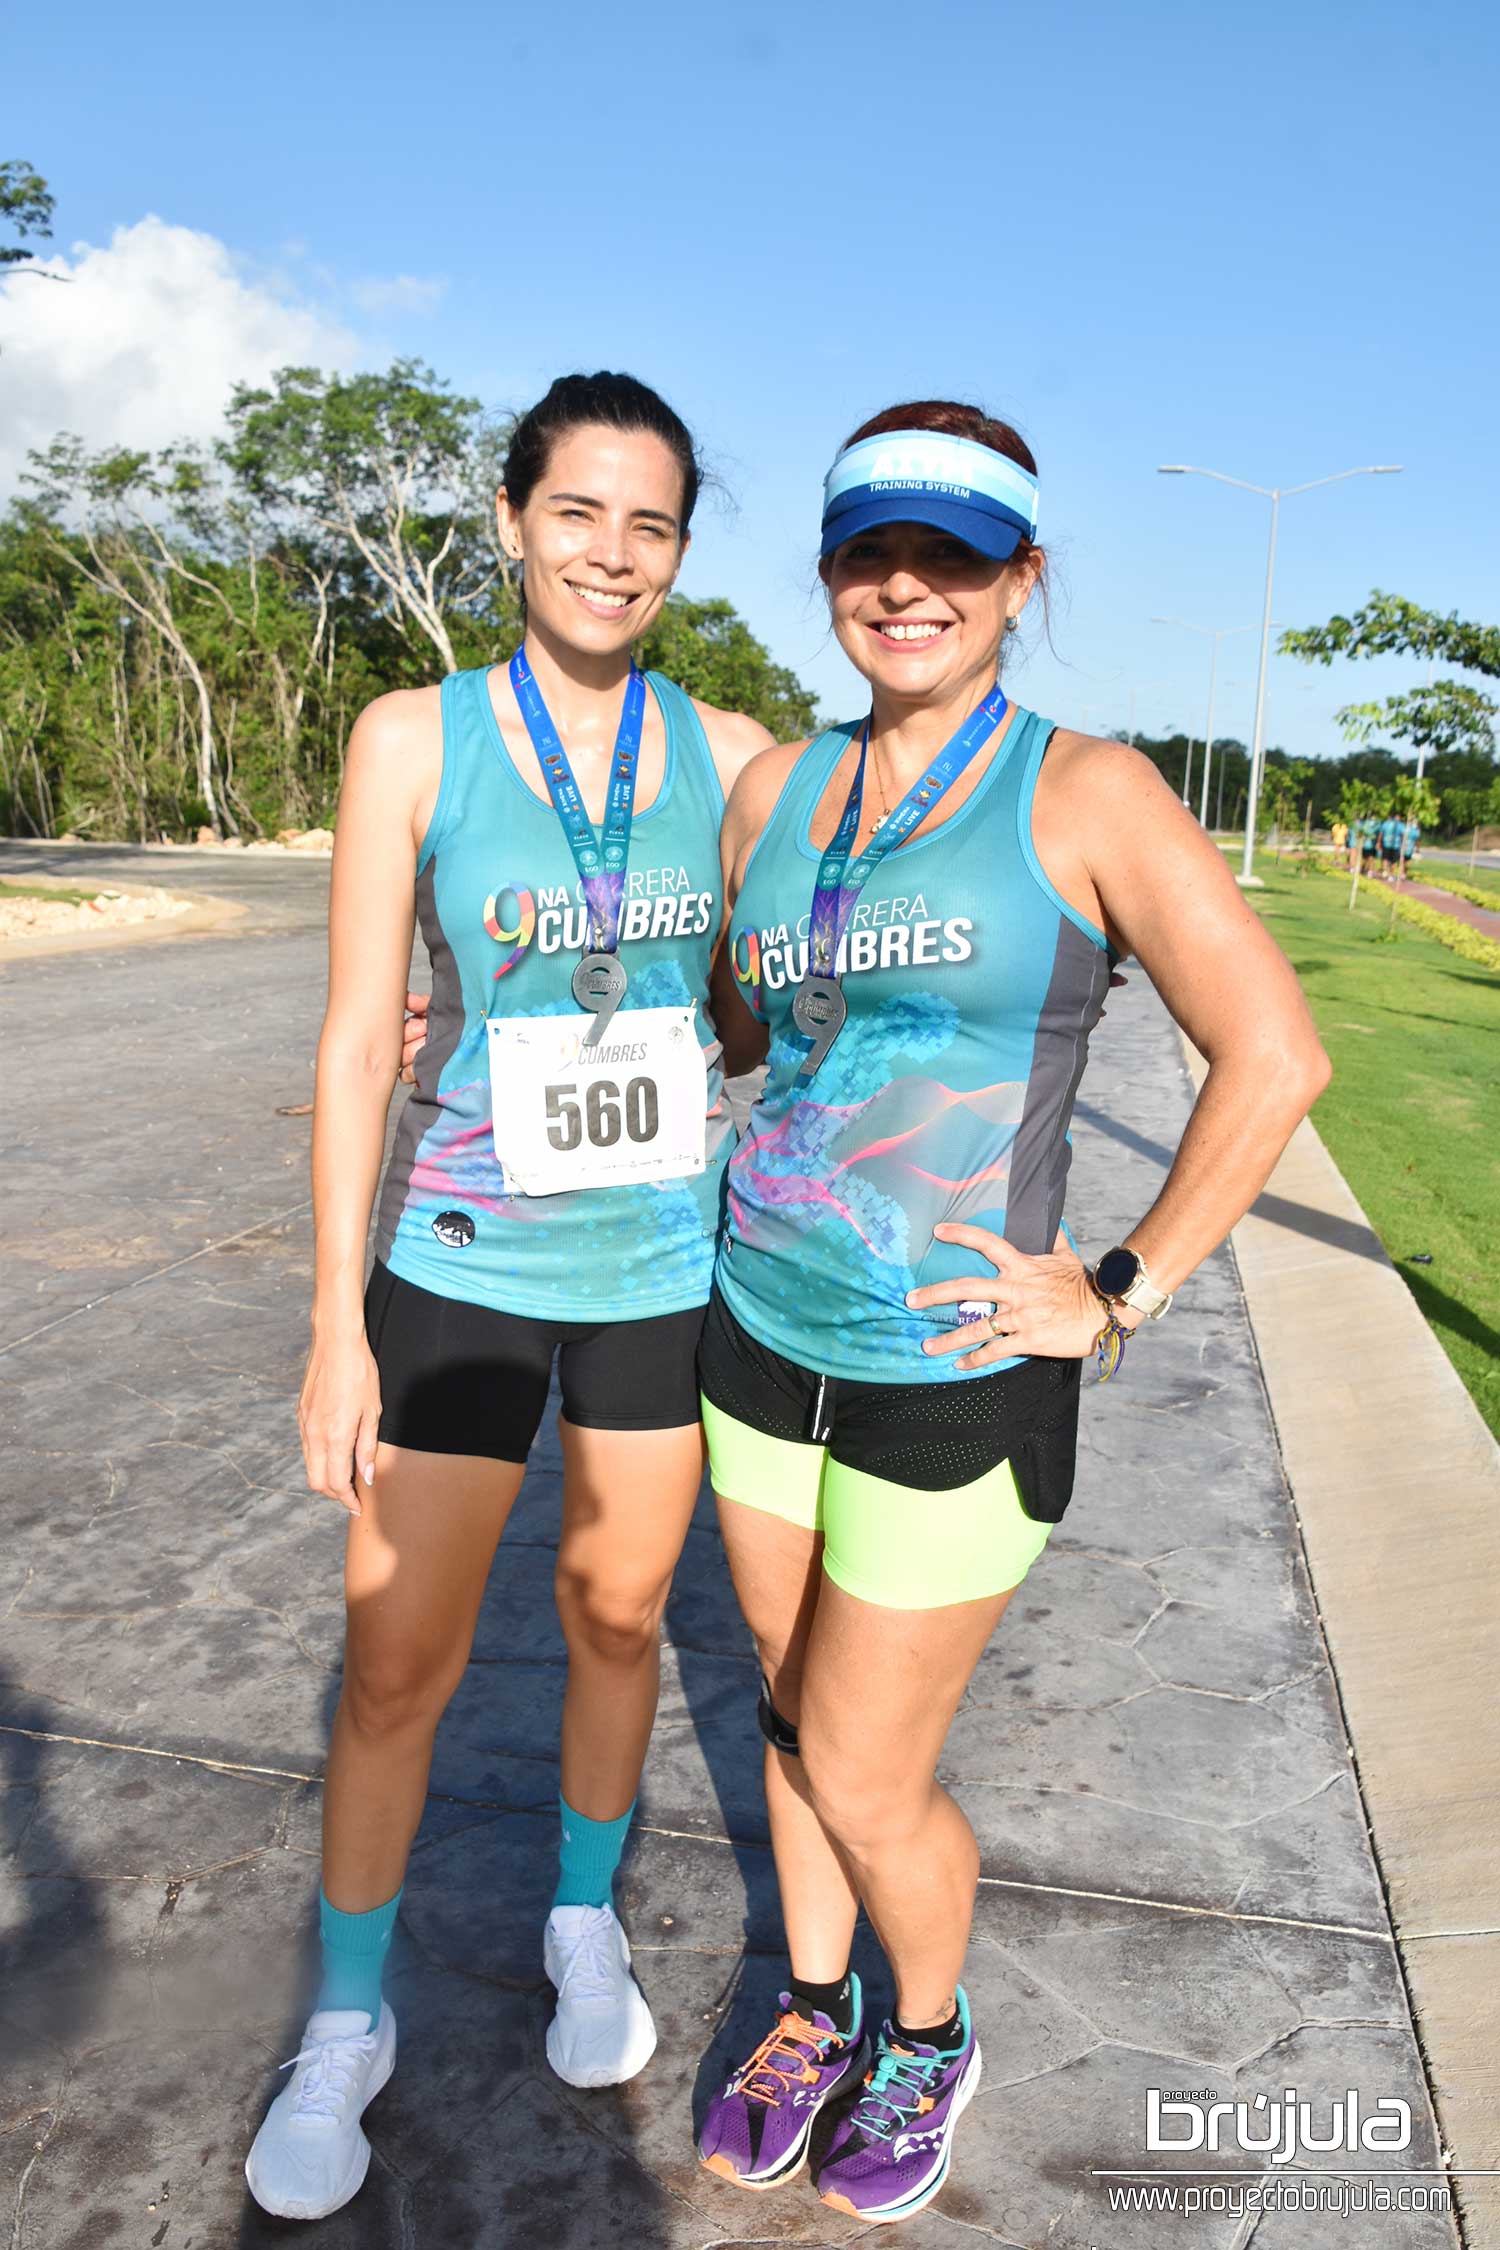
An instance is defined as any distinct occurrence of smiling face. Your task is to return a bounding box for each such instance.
[822,523,1039,709]
[497,423,689,654]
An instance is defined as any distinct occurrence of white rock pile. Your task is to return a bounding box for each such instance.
[0,887,194,942]
[184,826,334,852]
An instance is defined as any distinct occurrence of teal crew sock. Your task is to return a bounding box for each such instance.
[552,1794,635,1911]
[317,1886,403,2023]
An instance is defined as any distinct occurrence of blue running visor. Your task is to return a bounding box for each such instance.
[821,430,1039,561]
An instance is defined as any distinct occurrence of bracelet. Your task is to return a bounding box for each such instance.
[1094,1310,1131,1383]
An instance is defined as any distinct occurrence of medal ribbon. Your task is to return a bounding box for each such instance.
[805,682,1009,980]
[509,646,646,954]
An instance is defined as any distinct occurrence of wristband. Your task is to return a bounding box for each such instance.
[1094,1310,1131,1383]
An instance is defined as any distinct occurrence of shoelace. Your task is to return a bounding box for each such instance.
[554,1910,621,2006]
[852,2043,945,2139]
[737,2011,837,2108]
[279,2029,377,2122]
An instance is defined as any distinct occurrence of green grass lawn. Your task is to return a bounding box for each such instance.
[1248,855,1500,1439]
[1414,860,1500,903]
[0,880,99,905]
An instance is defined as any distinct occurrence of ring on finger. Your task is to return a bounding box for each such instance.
[988,1311,1010,1339]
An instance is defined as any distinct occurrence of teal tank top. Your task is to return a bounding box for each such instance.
[716,707,1112,1381]
[376,665,731,1319]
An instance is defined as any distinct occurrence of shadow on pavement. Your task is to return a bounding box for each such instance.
[0,1684,107,2065]
[1074,1096,1390,1264]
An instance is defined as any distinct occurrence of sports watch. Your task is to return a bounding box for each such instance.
[1091,1245,1173,1321]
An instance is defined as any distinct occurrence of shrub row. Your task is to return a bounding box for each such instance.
[1319,867,1500,972]
[1402,866,1500,911]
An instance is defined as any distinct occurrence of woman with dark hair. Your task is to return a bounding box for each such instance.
[693,401,1329,2223]
[246,373,772,2221]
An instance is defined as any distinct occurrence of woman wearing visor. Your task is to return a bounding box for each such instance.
[694,400,1329,2224]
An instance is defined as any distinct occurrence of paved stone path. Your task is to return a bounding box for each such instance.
[1402,880,1500,942]
[0,844,1458,2249]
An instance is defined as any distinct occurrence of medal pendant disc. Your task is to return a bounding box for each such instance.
[792,975,847,1077]
[572,952,628,1046]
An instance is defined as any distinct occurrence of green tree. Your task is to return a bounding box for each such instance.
[638,596,817,739]
[1,360,819,842]
[0,160,56,273]
[1281,591,1499,761]
[222,361,512,673]
[1263,756,1315,854]
[23,440,245,833]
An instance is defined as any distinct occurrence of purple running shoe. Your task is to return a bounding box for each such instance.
[698,1974,869,2191]
[815,1986,981,2224]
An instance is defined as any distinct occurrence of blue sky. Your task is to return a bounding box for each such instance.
[8,0,1497,761]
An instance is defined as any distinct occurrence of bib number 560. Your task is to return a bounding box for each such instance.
[544,1077,660,1152]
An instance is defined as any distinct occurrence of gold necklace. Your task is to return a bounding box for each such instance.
[868,746,892,834]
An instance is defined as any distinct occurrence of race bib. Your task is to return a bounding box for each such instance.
[487,1005,707,1197]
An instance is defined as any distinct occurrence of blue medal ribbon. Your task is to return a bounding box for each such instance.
[509,646,646,954]
[805,682,1009,982]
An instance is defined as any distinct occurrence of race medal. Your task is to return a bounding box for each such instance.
[510,645,644,1047]
[487,1005,707,1197]
[791,976,847,1076]
[572,951,629,1045]
[792,685,1008,1087]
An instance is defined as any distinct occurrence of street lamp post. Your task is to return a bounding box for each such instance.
[1151,617,1264,827]
[1157,464,1403,883]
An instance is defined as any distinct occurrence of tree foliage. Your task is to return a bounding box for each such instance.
[1281,590,1500,676]
[0,360,817,842]
[0,159,55,270]
[637,596,817,743]
[1281,590,1500,761]
[1123,726,1492,838]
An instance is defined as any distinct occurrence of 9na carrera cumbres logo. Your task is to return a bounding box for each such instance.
[1147,2084,1412,2164]
[483,870,714,981]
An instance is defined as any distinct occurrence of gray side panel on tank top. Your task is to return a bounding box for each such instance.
[373,854,471,1263]
[1003,917,1112,1253]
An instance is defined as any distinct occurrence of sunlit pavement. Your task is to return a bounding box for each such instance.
[0,843,1455,2249]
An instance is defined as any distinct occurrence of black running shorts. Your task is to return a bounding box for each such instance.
[696,1286,1081,1524]
[364,1261,708,1463]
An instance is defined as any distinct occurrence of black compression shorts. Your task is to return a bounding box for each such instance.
[364,1261,708,1463]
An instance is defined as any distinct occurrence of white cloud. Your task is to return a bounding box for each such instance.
[349,273,448,315]
[0,215,360,493]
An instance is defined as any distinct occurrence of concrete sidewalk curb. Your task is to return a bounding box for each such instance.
[1184,1036,1500,2247]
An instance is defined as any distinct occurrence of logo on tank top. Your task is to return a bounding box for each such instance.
[483,866,714,980]
[482,882,537,980]
[733,894,974,1008]
[432,1210,476,1248]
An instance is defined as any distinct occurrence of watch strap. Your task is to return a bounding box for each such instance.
[1120,1268,1173,1320]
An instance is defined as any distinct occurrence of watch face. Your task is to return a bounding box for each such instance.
[1095,1247,1141,1299]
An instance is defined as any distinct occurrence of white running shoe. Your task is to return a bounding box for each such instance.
[543,1905,657,2088]
[244,2003,396,2219]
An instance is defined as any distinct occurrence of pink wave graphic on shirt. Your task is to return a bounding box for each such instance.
[728,1076,1025,1260]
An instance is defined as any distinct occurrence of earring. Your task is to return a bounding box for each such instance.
[1005,615,1020,634]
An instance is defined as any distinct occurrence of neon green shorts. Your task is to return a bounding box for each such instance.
[701,1392,1053,1611]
